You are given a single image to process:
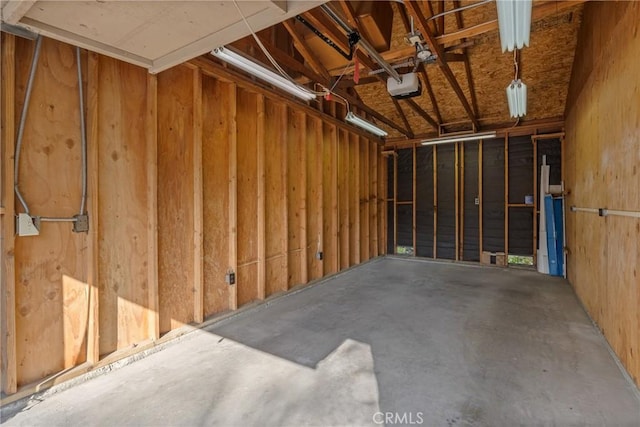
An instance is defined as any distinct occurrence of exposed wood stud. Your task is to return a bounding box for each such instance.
[228,83,238,311]
[256,94,266,300]
[193,68,204,323]
[393,150,398,254]
[145,73,159,340]
[504,133,509,256]
[433,145,438,258]
[479,139,483,255]
[460,143,465,261]
[281,104,290,291]
[454,142,460,261]
[532,136,537,265]
[86,51,100,363]
[1,33,18,395]
[299,113,308,284]
[412,144,417,254]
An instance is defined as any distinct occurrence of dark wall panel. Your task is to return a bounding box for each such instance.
[396,204,413,248]
[415,147,434,258]
[436,145,456,259]
[387,202,395,254]
[396,148,413,201]
[508,136,534,204]
[509,208,534,255]
[463,142,480,261]
[482,138,505,252]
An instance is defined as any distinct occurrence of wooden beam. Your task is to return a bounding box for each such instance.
[392,98,414,138]
[479,140,483,256]
[403,98,439,130]
[281,104,290,290]
[436,0,445,36]
[191,56,385,144]
[433,145,438,258]
[338,0,359,27]
[419,69,443,125]
[504,134,509,256]
[460,142,465,260]
[453,0,479,120]
[86,51,100,364]
[299,113,308,284]
[454,142,460,261]
[1,33,17,395]
[228,83,238,311]
[405,1,479,129]
[1,0,37,24]
[145,73,159,340]
[282,19,332,82]
[256,94,266,300]
[193,68,204,323]
[436,0,589,46]
[412,145,417,254]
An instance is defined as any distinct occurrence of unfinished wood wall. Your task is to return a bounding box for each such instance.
[0,35,386,395]
[564,1,640,388]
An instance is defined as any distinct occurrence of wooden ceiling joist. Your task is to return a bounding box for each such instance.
[453,0,479,118]
[391,98,415,139]
[436,0,588,46]
[281,19,332,82]
[397,4,442,125]
[405,1,479,129]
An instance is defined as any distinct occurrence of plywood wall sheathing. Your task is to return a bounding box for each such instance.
[157,65,196,333]
[0,36,383,397]
[564,1,640,388]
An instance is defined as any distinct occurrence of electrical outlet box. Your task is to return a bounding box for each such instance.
[225,271,236,285]
[316,251,323,260]
[475,197,480,206]
[73,214,89,233]
[16,213,39,236]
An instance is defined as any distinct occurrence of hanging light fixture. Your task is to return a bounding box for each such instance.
[211,47,317,101]
[506,79,527,118]
[345,112,388,137]
[496,0,533,52]
[421,131,497,146]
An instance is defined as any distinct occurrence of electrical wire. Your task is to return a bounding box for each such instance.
[77,46,87,215]
[232,0,326,97]
[14,36,43,215]
[427,0,493,21]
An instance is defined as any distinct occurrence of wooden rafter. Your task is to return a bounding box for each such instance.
[436,0,445,36]
[391,98,414,139]
[436,0,588,46]
[336,1,435,132]
[304,7,413,137]
[397,4,442,125]
[405,1,479,129]
[453,0,479,118]
[237,36,410,136]
[282,19,331,82]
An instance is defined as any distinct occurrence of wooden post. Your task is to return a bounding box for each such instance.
[353,133,360,264]
[315,117,324,274]
[433,146,437,259]
[146,73,159,340]
[412,144,417,255]
[330,117,338,272]
[460,142,465,260]
[256,94,266,299]
[299,113,308,284]
[86,51,100,363]
[193,68,204,323]
[281,104,289,288]
[371,142,378,257]
[1,33,18,394]
[504,133,509,257]
[532,137,538,265]
[479,140,483,256]
[454,142,460,261]
[228,83,238,310]
[393,150,398,254]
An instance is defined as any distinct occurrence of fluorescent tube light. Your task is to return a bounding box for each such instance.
[496,0,532,52]
[421,131,497,146]
[506,79,527,117]
[345,112,388,137]
[211,47,316,101]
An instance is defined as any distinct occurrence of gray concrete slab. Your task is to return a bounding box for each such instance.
[2,257,639,426]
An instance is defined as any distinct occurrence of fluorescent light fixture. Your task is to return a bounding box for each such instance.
[421,131,497,146]
[506,79,527,117]
[211,47,316,101]
[345,112,388,137]
[496,0,532,52]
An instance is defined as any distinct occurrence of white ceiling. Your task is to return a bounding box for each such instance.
[1,0,326,73]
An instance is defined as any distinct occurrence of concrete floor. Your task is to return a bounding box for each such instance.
[2,257,639,426]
